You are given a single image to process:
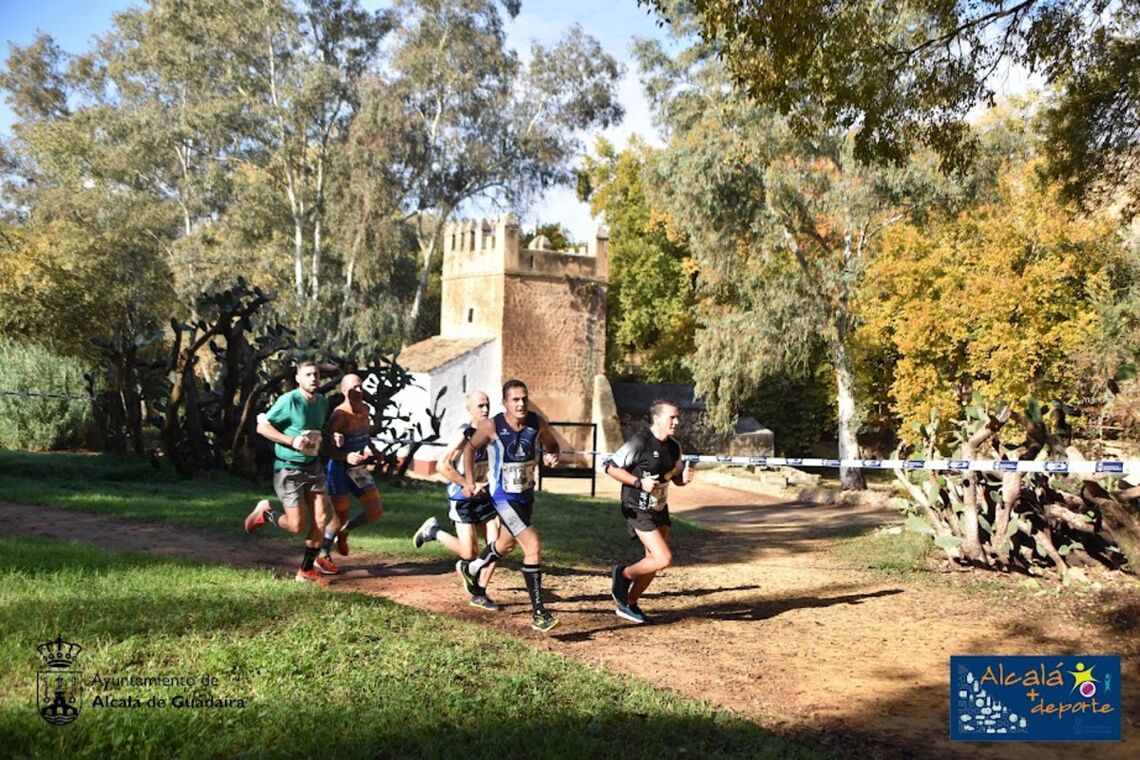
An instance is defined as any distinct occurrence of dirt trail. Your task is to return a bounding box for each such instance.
[3,481,1136,759]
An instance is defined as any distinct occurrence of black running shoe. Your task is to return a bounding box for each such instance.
[457,560,482,596]
[611,565,631,606]
[531,609,559,633]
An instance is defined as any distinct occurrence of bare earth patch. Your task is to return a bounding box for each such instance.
[3,481,1136,759]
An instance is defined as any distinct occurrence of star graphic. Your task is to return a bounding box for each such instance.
[1069,662,1097,693]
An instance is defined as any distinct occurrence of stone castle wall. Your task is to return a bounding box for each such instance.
[499,273,606,423]
[439,214,609,424]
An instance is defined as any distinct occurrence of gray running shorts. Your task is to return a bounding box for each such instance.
[273,460,327,508]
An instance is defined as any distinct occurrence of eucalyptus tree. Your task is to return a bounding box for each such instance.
[385,0,624,329]
[637,10,947,489]
[642,0,1140,216]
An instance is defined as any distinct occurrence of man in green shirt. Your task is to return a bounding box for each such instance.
[244,360,334,582]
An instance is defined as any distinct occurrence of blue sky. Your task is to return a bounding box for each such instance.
[0,0,669,239]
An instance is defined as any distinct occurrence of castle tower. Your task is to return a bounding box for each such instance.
[439,214,609,422]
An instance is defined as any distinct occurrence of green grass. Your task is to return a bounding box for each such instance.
[830,527,935,577]
[0,536,828,759]
[0,450,699,567]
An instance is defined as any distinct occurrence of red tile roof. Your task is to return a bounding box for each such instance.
[396,336,495,373]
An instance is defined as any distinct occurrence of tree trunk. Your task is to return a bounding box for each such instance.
[265,24,305,300]
[310,151,325,300]
[291,205,305,300]
[832,338,866,490]
[407,234,437,334]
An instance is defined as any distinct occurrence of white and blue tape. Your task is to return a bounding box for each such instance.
[371,437,1133,477]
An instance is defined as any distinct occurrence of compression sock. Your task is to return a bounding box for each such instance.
[320,524,336,557]
[467,542,505,578]
[344,513,368,533]
[301,546,319,571]
[522,563,545,611]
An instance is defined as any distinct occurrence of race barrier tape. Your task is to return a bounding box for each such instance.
[0,390,94,401]
[370,437,1135,477]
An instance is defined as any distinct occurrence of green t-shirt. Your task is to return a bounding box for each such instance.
[265,388,329,470]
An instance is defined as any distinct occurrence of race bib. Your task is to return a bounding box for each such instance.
[297,429,322,457]
[347,465,374,490]
[646,481,669,511]
[501,461,535,494]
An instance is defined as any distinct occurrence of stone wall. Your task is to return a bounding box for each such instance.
[439,214,609,425]
[499,275,606,423]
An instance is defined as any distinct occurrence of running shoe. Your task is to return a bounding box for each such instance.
[413,517,440,549]
[469,594,499,611]
[629,603,651,623]
[531,609,560,633]
[244,499,271,534]
[611,565,631,606]
[295,567,323,583]
[314,556,340,575]
[456,560,482,596]
[335,530,349,556]
[615,603,646,624]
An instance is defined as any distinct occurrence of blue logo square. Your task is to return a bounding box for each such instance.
[950,655,1121,741]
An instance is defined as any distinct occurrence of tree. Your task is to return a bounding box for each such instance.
[1,1,623,360]
[864,157,1133,443]
[578,136,697,382]
[637,26,946,488]
[892,398,1140,575]
[386,0,624,331]
[254,0,394,301]
[645,0,1140,215]
[520,222,574,251]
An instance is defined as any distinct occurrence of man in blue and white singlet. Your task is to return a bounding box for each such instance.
[412,390,503,611]
[458,379,561,633]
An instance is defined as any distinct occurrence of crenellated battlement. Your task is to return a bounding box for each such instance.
[442,213,609,283]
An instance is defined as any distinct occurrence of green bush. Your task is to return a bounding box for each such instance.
[0,339,94,450]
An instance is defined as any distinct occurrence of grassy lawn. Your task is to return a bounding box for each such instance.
[830,527,936,577]
[0,450,700,568]
[0,534,827,758]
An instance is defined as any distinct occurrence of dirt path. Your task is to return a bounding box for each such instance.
[4,483,1137,759]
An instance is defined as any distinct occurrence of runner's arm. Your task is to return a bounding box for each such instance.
[437,429,472,493]
[256,414,304,450]
[321,411,348,461]
[604,440,655,493]
[536,414,560,468]
[461,419,495,495]
[671,442,693,486]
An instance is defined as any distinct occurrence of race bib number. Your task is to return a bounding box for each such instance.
[297,429,322,457]
[646,481,669,511]
[347,465,374,490]
[501,461,535,494]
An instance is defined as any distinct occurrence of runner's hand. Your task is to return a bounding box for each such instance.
[639,476,656,493]
[542,451,559,468]
[682,461,694,484]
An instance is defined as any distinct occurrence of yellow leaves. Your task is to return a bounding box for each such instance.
[865,160,1125,440]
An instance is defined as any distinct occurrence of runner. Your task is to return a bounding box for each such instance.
[243,360,332,583]
[456,379,561,632]
[412,390,502,611]
[604,399,694,623]
[318,373,383,571]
